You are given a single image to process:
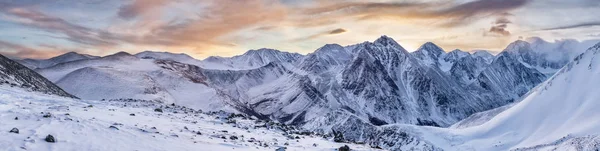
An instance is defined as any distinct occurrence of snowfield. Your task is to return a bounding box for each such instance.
[0,86,379,151]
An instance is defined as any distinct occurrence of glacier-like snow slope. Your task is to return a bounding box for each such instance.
[0,86,378,151]
[439,42,600,150]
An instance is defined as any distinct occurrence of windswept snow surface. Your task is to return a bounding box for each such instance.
[0,86,378,151]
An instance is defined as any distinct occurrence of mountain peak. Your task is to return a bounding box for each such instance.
[243,48,279,56]
[374,35,401,47]
[111,51,132,56]
[103,51,136,60]
[506,40,532,52]
[417,42,445,54]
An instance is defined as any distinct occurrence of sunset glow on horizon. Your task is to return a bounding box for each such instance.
[0,0,599,59]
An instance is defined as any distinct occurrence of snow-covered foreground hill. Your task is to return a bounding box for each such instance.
[0,86,377,151]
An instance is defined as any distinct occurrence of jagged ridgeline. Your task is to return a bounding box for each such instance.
[23,36,549,130]
[6,36,597,150]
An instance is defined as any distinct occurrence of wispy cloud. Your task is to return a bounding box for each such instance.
[2,7,119,48]
[117,0,168,19]
[540,21,600,31]
[291,28,349,42]
[0,41,67,59]
[295,0,531,27]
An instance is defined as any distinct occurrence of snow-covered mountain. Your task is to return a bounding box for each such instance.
[27,36,555,129]
[15,35,597,151]
[17,52,98,69]
[472,50,495,64]
[433,41,600,150]
[34,52,227,111]
[0,54,76,98]
[322,41,600,151]
[202,48,303,70]
[505,37,599,75]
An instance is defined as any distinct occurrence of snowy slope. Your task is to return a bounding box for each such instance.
[0,54,75,98]
[34,52,225,112]
[0,86,378,151]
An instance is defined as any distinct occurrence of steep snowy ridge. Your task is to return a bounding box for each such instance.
[0,54,76,98]
[299,44,353,74]
[474,51,547,101]
[449,55,487,84]
[472,50,495,64]
[17,52,98,69]
[444,42,600,150]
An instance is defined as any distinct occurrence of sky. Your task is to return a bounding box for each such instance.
[0,0,599,59]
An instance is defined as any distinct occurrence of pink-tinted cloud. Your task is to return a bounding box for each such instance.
[0,41,68,59]
[117,0,168,19]
[3,7,119,47]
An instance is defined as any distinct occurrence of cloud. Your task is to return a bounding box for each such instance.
[117,0,168,19]
[292,28,349,42]
[2,7,119,48]
[328,28,347,34]
[0,41,67,59]
[119,0,288,49]
[539,21,600,31]
[486,14,512,36]
[0,0,535,59]
[296,0,531,27]
[494,17,512,24]
[488,24,511,36]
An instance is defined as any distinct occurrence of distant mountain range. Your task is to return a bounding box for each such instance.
[4,36,599,150]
